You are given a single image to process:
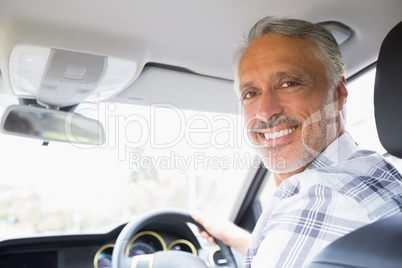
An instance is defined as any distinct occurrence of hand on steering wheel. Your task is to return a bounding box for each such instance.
[112,208,237,268]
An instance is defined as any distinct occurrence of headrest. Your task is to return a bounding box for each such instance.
[374,21,402,158]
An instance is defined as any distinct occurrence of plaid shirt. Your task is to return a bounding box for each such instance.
[245,132,402,267]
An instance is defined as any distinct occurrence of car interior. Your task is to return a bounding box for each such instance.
[0,1,401,268]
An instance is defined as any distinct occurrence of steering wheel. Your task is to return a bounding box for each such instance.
[112,208,237,268]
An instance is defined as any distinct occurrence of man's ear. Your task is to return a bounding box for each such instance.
[336,76,348,111]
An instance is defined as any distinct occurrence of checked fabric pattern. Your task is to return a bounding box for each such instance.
[245,132,402,267]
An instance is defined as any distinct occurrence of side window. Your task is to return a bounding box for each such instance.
[345,68,384,154]
[346,68,402,173]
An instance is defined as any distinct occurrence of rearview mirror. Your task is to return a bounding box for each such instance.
[1,105,105,145]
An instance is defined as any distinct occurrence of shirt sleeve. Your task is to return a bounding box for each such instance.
[250,183,370,268]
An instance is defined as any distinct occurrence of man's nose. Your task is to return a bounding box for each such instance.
[256,91,283,122]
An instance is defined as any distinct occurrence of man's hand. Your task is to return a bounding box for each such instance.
[191,211,251,256]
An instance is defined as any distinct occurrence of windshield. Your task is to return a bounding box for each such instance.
[2,67,397,241]
[0,98,255,239]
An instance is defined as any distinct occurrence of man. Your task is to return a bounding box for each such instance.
[193,16,402,267]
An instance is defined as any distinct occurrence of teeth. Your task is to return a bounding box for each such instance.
[264,127,295,140]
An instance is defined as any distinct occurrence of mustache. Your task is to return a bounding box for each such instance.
[250,116,302,132]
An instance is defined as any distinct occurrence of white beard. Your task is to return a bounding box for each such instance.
[257,99,339,174]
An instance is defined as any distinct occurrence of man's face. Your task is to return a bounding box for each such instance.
[238,34,339,174]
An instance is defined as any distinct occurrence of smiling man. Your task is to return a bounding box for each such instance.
[193,16,402,267]
[238,32,347,185]
[235,16,402,267]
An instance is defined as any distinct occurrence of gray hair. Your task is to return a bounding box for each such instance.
[233,16,345,91]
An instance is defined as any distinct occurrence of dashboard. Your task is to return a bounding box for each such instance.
[95,230,202,268]
[0,219,227,268]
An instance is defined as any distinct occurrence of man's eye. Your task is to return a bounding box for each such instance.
[280,81,299,88]
[243,91,256,100]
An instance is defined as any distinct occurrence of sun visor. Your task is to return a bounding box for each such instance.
[113,65,239,114]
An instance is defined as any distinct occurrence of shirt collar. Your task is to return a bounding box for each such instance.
[306,132,359,169]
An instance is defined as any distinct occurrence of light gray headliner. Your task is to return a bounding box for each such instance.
[0,0,401,113]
